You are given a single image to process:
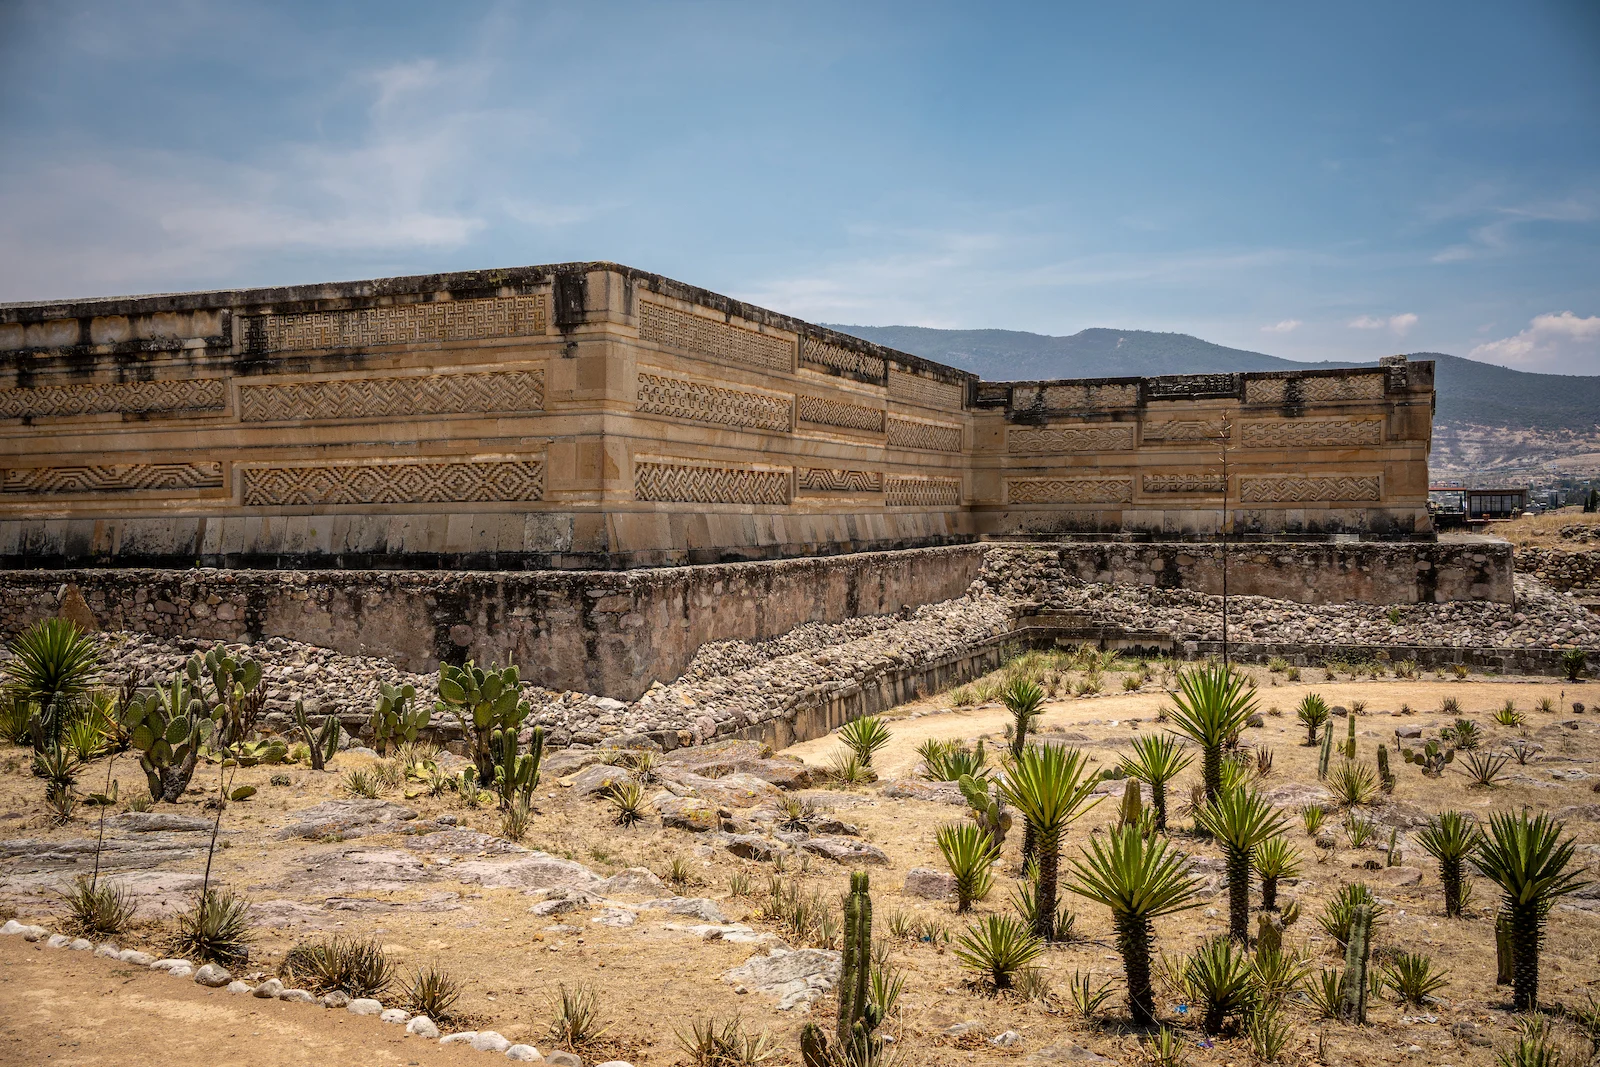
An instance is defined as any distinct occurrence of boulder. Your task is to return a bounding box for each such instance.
[193,963,232,987]
[799,836,889,866]
[722,947,842,1011]
[347,998,384,1015]
[565,763,634,798]
[1373,866,1424,887]
[658,795,719,833]
[109,813,213,833]
[640,897,726,922]
[406,1015,441,1039]
[470,1031,512,1052]
[716,833,790,862]
[453,852,603,892]
[275,800,418,841]
[596,867,666,895]
[881,779,965,804]
[903,867,957,902]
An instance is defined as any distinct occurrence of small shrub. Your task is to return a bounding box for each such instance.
[917,738,986,782]
[1328,760,1379,807]
[827,751,874,786]
[1067,970,1116,1019]
[1495,701,1525,727]
[1285,667,1301,682]
[1452,663,1470,679]
[950,685,977,707]
[1134,1026,1189,1067]
[61,875,136,937]
[1248,1004,1292,1063]
[1496,1021,1564,1067]
[1382,951,1448,1005]
[499,796,533,841]
[126,794,153,813]
[664,856,699,890]
[1506,739,1536,766]
[372,759,403,792]
[1267,657,1289,673]
[1179,937,1255,1035]
[1255,746,1275,778]
[1536,696,1556,714]
[954,914,1044,992]
[1300,805,1325,835]
[1343,812,1378,848]
[935,822,996,912]
[1461,749,1510,787]
[1123,675,1142,691]
[548,981,608,1050]
[838,716,891,766]
[174,889,254,965]
[281,936,394,997]
[727,871,751,897]
[674,1015,781,1066]
[1305,966,1343,1018]
[400,964,462,1023]
[607,779,649,827]
[1443,717,1482,750]
[1440,696,1462,715]
[1561,648,1588,682]
[341,768,380,799]
[1296,694,1331,745]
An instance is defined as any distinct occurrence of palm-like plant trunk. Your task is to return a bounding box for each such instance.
[1034,833,1059,942]
[1022,820,1037,866]
[1508,901,1541,1011]
[1261,873,1278,911]
[1226,845,1251,941]
[1114,912,1158,1026]
[1440,857,1462,918]
[1201,744,1222,804]
[1151,779,1168,832]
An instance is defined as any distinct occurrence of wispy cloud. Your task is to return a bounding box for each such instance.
[1349,313,1417,336]
[1260,319,1301,333]
[1471,311,1600,374]
[1429,194,1599,263]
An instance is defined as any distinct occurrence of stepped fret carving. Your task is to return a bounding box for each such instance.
[1142,419,1225,443]
[887,416,961,452]
[797,394,885,432]
[636,372,791,431]
[257,295,547,353]
[2,462,223,495]
[1147,374,1238,399]
[240,369,545,423]
[798,468,883,493]
[887,370,963,410]
[242,460,544,506]
[1240,475,1381,503]
[884,476,960,508]
[634,461,790,505]
[1241,419,1383,449]
[0,378,225,419]
[1007,478,1134,504]
[639,301,792,372]
[1143,473,1226,494]
[1245,374,1386,404]
[801,337,886,383]
[1022,382,1139,410]
[1008,426,1135,453]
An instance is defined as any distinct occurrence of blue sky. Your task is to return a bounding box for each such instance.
[2,2,1597,373]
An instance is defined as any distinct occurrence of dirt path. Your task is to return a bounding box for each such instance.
[0,935,493,1067]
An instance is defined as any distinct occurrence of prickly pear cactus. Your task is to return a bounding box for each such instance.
[958,773,1012,852]
[195,648,264,747]
[1400,739,1454,777]
[126,675,218,802]
[369,682,423,756]
[435,661,528,786]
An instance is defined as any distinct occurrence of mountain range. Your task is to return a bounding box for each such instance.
[825,324,1600,434]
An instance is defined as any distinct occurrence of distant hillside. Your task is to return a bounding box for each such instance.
[826,325,1600,434]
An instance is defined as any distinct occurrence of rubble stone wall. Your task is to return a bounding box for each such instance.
[1516,547,1600,593]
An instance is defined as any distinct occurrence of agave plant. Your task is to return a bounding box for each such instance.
[1316,882,1386,950]
[1472,811,1590,1011]
[1196,787,1288,941]
[1417,811,1483,918]
[1,619,102,753]
[838,716,891,767]
[998,744,1101,941]
[935,822,997,913]
[1295,694,1331,746]
[1119,733,1193,832]
[1002,677,1046,758]
[1164,664,1259,804]
[1253,836,1301,912]
[1180,936,1256,1035]
[174,888,254,965]
[954,914,1044,992]
[1383,952,1449,1005]
[1065,825,1199,1025]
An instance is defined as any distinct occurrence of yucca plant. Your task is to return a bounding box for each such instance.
[935,822,997,913]
[400,964,462,1023]
[1002,677,1046,758]
[341,767,380,798]
[1418,811,1482,918]
[953,914,1044,992]
[1300,804,1325,836]
[1495,703,1526,728]
[1473,811,1590,1011]
[1461,749,1510,787]
[1196,788,1288,941]
[61,874,137,937]
[607,778,650,827]
[1382,952,1448,1005]
[1343,812,1377,849]
[1180,936,1256,1035]
[675,1014,781,1066]
[1562,648,1588,682]
[0,618,102,753]
[839,716,891,766]
[1253,837,1301,912]
[918,738,986,782]
[827,750,874,786]
[1295,694,1331,746]
[499,795,533,842]
[1497,1026,1565,1067]
[174,888,254,965]
[1067,970,1117,1019]
[1065,825,1199,1025]
[998,744,1101,940]
[548,980,609,1050]
[1138,1026,1189,1067]
[280,936,394,996]
[1010,860,1079,944]
[1165,664,1259,804]
[1119,733,1193,832]
[1250,942,1312,1006]
[1328,759,1379,807]
[1248,1003,1292,1063]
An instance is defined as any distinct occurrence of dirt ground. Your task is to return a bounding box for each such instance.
[2,660,1599,1066]
[1497,507,1600,550]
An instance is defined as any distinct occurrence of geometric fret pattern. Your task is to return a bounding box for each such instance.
[241,460,544,506]
[801,337,886,383]
[887,370,964,411]
[797,468,883,493]
[1008,426,1135,453]
[1142,419,1226,443]
[0,378,225,419]
[886,416,961,452]
[1027,382,1139,410]
[1142,473,1226,494]
[636,372,792,431]
[633,461,790,505]
[1007,477,1135,504]
[639,301,793,373]
[797,394,886,433]
[1245,374,1387,405]
[1,463,223,495]
[258,295,547,353]
[1239,475,1381,503]
[883,476,960,508]
[239,370,545,423]
[1240,419,1383,449]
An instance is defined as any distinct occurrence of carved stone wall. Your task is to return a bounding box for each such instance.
[636,371,791,431]
[240,369,545,422]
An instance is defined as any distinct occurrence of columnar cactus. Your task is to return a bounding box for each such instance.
[1343,713,1357,760]
[1118,779,1143,831]
[127,675,218,802]
[493,725,544,808]
[369,682,424,756]
[1376,745,1395,793]
[1318,724,1333,780]
[1338,904,1372,1023]
[434,661,528,787]
[292,700,341,771]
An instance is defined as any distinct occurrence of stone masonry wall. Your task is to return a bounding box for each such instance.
[1516,547,1600,593]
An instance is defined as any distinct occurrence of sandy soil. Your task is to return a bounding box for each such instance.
[3,660,1599,1066]
[1499,509,1600,550]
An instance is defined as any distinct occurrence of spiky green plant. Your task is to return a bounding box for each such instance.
[1196,788,1288,941]
[1119,733,1193,832]
[280,936,394,997]
[1462,749,1511,787]
[1066,970,1117,1020]
[1444,717,1483,750]
[918,738,986,782]
[1253,837,1301,912]
[1065,825,1199,1025]
[1496,1026,1565,1067]
[1316,883,1385,950]
[0,619,101,753]
[1418,811,1483,919]
[400,964,463,1023]
[1561,648,1588,682]
[1295,694,1331,746]
[1473,811,1590,1012]
[1328,759,1379,807]
[1164,664,1258,804]
[32,744,84,816]
[341,767,380,798]
[953,914,1044,992]
[607,778,650,827]
[1300,804,1325,835]
[1002,677,1046,758]
[61,875,137,937]
[935,822,997,913]
[1179,936,1256,1035]
[548,981,609,1050]
[174,888,254,965]
[827,750,874,786]
[676,1015,782,1066]
[1383,952,1449,1005]
[1343,812,1378,848]
[838,716,891,766]
[1137,1026,1189,1067]
[1247,1004,1292,1063]
[434,660,529,790]
[998,744,1101,941]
